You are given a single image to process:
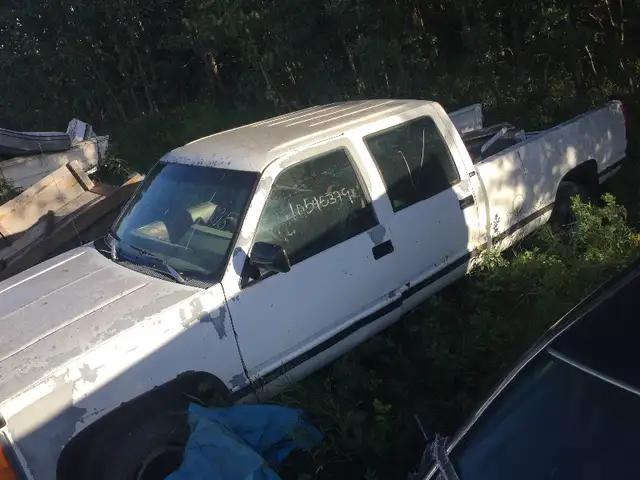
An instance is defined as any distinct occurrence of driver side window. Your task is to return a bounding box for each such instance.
[254,148,377,265]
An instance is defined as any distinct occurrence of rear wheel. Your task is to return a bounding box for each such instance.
[550,180,591,230]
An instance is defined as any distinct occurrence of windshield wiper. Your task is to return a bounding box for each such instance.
[107,231,185,284]
[128,244,186,284]
[107,230,119,261]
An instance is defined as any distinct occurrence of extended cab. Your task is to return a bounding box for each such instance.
[0,99,626,479]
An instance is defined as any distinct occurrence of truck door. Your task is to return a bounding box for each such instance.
[221,139,402,391]
[360,110,483,310]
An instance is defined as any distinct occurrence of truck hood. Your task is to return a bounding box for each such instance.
[0,246,201,401]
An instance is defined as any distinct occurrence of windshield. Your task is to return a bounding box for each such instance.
[450,352,640,479]
[112,162,257,284]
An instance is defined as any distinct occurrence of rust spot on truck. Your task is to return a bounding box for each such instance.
[197,306,227,340]
[180,298,227,339]
[180,297,206,329]
[78,363,99,383]
[209,307,227,339]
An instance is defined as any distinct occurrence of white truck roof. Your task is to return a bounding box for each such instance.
[161,99,433,172]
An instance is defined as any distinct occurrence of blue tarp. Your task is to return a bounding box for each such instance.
[166,404,322,480]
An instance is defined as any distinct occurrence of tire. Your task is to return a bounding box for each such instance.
[550,180,591,230]
[58,374,231,480]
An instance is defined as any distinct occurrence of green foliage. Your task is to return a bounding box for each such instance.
[1,0,639,136]
[3,1,638,175]
[276,195,640,479]
[571,193,640,262]
[94,155,135,186]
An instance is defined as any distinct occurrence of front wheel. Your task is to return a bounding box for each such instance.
[58,375,231,480]
[60,402,190,480]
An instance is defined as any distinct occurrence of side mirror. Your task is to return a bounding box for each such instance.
[249,242,291,275]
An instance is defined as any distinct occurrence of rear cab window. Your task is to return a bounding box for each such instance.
[364,116,460,211]
[254,148,377,265]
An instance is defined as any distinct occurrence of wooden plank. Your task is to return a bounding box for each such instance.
[53,190,103,219]
[66,159,94,191]
[89,183,118,197]
[0,161,87,240]
[0,190,103,263]
[0,175,144,280]
[0,136,108,190]
[0,213,54,257]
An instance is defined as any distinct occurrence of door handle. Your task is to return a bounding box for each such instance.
[372,240,394,260]
[459,195,475,209]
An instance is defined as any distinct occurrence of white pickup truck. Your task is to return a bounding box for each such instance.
[0,99,626,479]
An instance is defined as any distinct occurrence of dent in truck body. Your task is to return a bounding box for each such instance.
[0,247,245,480]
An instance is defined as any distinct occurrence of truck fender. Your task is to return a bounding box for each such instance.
[57,371,231,479]
[550,160,598,227]
[558,159,598,197]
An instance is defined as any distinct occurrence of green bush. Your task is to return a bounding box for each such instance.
[94,155,136,186]
[571,193,640,263]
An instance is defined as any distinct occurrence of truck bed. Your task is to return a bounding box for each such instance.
[461,122,520,162]
[468,101,626,246]
[462,101,625,168]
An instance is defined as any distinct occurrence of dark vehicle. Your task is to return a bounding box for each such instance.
[415,258,640,480]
